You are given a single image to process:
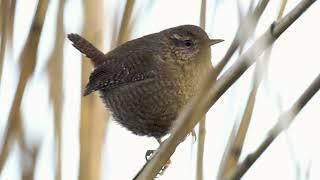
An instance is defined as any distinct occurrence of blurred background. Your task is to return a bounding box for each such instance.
[0,0,319,179]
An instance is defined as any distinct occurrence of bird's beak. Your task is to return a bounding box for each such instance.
[207,39,224,46]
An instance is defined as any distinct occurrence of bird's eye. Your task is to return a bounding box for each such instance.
[183,40,193,47]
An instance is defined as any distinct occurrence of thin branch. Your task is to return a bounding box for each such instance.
[133,0,317,179]
[196,117,206,180]
[0,0,49,174]
[215,0,270,75]
[218,47,271,179]
[227,73,320,180]
[217,68,259,179]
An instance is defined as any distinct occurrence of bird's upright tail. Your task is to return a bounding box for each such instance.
[67,33,104,66]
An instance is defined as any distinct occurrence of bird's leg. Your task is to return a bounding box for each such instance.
[145,150,154,161]
[145,130,196,161]
[156,137,162,144]
[144,138,162,161]
[190,129,197,142]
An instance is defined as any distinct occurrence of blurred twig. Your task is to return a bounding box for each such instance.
[227,73,320,180]
[284,133,302,180]
[79,0,107,180]
[0,0,15,84]
[0,0,49,174]
[128,2,153,32]
[79,0,136,179]
[218,48,270,179]
[116,0,135,46]
[20,143,40,180]
[133,0,317,179]
[215,0,270,75]
[278,0,288,20]
[46,0,65,180]
[200,0,206,29]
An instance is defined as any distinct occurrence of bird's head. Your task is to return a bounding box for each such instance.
[163,25,223,63]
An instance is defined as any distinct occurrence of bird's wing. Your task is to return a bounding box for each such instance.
[83,50,157,96]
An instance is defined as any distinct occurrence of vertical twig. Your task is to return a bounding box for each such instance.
[196,117,206,180]
[79,0,108,180]
[0,0,15,84]
[218,49,270,179]
[277,0,288,20]
[196,1,207,180]
[116,0,135,45]
[20,143,40,180]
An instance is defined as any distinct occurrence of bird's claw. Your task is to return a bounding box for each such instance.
[145,149,155,161]
[190,129,197,142]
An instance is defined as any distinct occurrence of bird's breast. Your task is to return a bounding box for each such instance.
[100,75,199,137]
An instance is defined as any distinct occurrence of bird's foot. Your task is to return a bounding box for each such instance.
[145,149,155,161]
[190,129,197,142]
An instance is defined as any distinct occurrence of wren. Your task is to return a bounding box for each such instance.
[68,25,223,139]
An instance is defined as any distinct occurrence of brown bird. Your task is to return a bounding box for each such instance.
[68,25,223,140]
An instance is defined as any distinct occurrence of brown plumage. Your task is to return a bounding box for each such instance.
[68,25,223,138]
